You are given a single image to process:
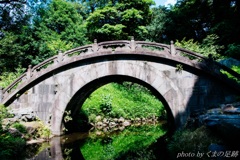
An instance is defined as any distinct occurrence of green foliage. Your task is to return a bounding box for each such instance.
[176,64,183,73]
[0,0,30,33]
[144,6,169,42]
[31,0,89,64]
[0,104,13,130]
[0,67,25,88]
[81,125,166,160]
[168,126,222,157]
[36,121,51,140]
[221,65,240,83]
[225,44,240,59]
[0,31,27,73]
[0,104,26,159]
[0,133,26,160]
[0,104,10,122]
[64,110,73,123]
[175,35,223,60]
[86,0,154,41]
[100,94,113,114]
[82,82,165,121]
[12,123,27,134]
[166,0,240,58]
[1,0,240,74]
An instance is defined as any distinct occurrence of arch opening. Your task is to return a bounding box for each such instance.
[62,75,175,135]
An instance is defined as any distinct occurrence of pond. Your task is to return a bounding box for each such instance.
[26,122,170,160]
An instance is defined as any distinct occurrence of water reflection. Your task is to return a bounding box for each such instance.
[28,123,169,160]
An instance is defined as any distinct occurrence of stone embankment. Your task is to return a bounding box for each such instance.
[92,115,159,134]
[198,102,240,144]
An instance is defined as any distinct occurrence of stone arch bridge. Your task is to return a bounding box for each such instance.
[0,39,239,136]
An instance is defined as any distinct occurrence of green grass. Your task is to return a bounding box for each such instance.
[81,82,165,122]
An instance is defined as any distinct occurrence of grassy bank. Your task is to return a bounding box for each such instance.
[80,82,166,123]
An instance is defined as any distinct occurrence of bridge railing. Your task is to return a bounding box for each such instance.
[1,39,240,103]
[175,47,240,81]
[175,47,207,61]
[2,73,27,94]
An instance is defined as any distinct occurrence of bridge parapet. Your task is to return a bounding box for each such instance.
[1,39,240,104]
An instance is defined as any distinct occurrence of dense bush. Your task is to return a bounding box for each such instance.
[0,133,26,159]
[167,126,222,158]
[175,34,224,60]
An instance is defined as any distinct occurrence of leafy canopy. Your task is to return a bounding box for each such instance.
[86,0,155,41]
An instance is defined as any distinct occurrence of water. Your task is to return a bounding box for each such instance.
[26,123,170,160]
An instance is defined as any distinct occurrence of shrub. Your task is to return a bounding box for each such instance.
[175,34,224,60]
[0,104,13,131]
[100,94,113,115]
[36,121,51,141]
[0,133,26,159]
[0,67,25,88]
[167,126,222,158]
[12,123,27,134]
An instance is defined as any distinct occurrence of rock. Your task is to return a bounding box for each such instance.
[26,126,37,134]
[96,122,103,129]
[221,104,240,114]
[10,107,36,122]
[219,58,240,68]
[118,117,125,123]
[109,122,117,128]
[122,121,131,126]
[103,128,108,132]
[103,118,108,123]
[95,116,102,122]
[199,109,240,145]
[27,139,45,145]
[113,118,118,122]
[134,118,141,123]
[2,117,18,129]
[118,125,125,131]
[147,118,153,122]
[8,128,23,137]
[96,131,102,136]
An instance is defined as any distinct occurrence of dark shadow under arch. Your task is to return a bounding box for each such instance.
[63,75,175,134]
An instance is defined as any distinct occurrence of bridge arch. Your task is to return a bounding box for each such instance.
[1,40,239,136]
[50,60,185,135]
[63,75,176,134]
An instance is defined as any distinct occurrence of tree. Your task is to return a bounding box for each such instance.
[210,0,240,58]
[0,0,29,34]
[0,0,32,72]
[162,0,240,59]
[164,0,211,42]
[32,0,89,64]
[86,0,155,41]
[144,6,169,43]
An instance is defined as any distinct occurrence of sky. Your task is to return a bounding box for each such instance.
[154,0,177,6]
